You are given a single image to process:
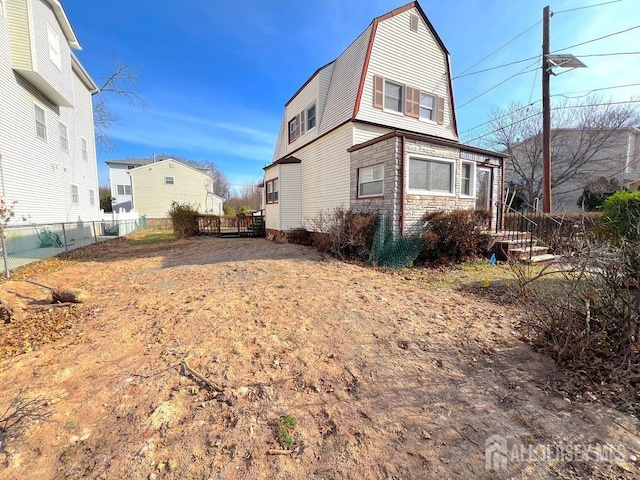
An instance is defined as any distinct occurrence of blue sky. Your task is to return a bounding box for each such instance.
[62,0,640,190]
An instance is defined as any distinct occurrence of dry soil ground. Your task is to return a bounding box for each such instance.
[0,233,639,480]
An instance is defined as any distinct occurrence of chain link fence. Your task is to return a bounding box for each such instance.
[0,216,147,278]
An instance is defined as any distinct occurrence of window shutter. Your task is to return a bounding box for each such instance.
[373,75,383,109]
[437,96,445,124]
[405,87,419,118]
[300,111,306,134]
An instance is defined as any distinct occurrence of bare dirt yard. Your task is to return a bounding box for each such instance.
[0,233,639,479]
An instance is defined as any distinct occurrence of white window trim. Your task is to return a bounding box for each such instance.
[288,117,299,143]
[89,189,96,206]
[418,92,437,123]
[305,103,317,133]
[81,137,88,161]
[358,164,384,198]
[70,184,79,205]
[266,178,279,204]
[34,104,47,141]
[460,161,476,198]
[59,121,69,152]
[407,155,456,197]
[165,176,175,185]
[383,80,404,115]
[0,0,6,19]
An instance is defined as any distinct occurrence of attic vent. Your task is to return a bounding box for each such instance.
[410,14,419,32]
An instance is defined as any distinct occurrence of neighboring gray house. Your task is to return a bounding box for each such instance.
[264,1,506,237]
[0,0,99,224]
[505,127,640,212]
[105,157,157,211]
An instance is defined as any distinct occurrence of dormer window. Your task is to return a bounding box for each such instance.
[288,116,300,143]
[419,93,435,121]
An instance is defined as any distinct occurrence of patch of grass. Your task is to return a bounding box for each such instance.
[276,414,297,449]
[127,230,175,246]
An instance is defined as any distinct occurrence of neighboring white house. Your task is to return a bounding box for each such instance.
[264,1,506,237]
[505,127,640,212]
[127,158,224,218]
[0,0,99,224]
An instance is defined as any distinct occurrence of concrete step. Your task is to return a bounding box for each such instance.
[524,253,559,264]
[509,246,549,259]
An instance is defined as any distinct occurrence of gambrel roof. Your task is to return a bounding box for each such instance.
[272,1,458,161]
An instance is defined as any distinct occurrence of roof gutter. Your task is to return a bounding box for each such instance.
[46,0,81,49]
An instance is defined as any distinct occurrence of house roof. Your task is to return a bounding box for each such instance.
[45,0,81,49]
[71,53,98,92]
[126,158,212,176]
[347,127,507,160]
[263,156,302,171]
[273,1,459,162]
[105,157,211,173]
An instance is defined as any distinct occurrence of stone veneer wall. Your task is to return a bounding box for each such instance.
[403,139,475,233]
[349,137,402,232]
[349,136,504,235]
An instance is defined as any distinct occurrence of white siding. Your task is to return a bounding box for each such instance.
[279,163,302,230]
[128,160,211,218]
[283,74,320,155]
[317,62,334,126]
[109,164,134,209]
[353,123,392,145]
[299,122,353,223]
[319,25,371,135]
[264,166,279,230]
[356,8,458,141]
[272,117,286,162]
[0,5,99,224]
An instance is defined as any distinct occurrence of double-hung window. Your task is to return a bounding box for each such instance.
[384,81,403,113]
[460,161,475,197]
[165,176,175,185]
[59,122,69,152]
[306,104,316,131]
[47,22,61,70]
[89,189,96,206]
[419,93,435,121]
[71,185,79,205]
[81,138,89,161]
[117,185,132,195]
[408,157,455,195]
[266,179,278,203]
[35,105,47,140]
[358,165,384,197]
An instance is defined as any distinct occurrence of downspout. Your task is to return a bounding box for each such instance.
[400,134,405,236]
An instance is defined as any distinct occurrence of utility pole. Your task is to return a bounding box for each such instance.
[542,6,552,213]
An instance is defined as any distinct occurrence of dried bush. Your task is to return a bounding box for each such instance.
[168,202,199,238]
[417,209,491,265]
[512,217,640,413]
[0,391,50,460]
[306,208,377,261]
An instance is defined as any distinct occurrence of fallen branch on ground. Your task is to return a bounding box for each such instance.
[180,361,224,393]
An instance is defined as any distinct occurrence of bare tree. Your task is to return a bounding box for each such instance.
[482,96,639,209]
[93,58,146,152]
[226,181,262,212]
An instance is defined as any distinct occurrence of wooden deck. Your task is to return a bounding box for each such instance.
[196,215,265,238]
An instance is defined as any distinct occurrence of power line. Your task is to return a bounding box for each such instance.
[555,82,640,99]
[553,0,624,14]
[576,51,640,58]
[463,99,640,145]
[453,55,539,80]
[455,21,541,77]
[457,58,540,109]
[553,24,640,53]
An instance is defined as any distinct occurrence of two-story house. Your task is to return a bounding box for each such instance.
[105,157,158,211]
[0,0,99,224]
[126,158,224,218]
[264,1,506,237]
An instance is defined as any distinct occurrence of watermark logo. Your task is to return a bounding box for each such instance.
[485,435,630,471]
[485,434,508,471]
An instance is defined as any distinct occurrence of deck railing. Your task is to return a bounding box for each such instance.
[195,215,265,238]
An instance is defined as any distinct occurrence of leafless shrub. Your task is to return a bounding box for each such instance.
[306,208,377,261]
[512,220,640,412]
[0,391,50,461]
